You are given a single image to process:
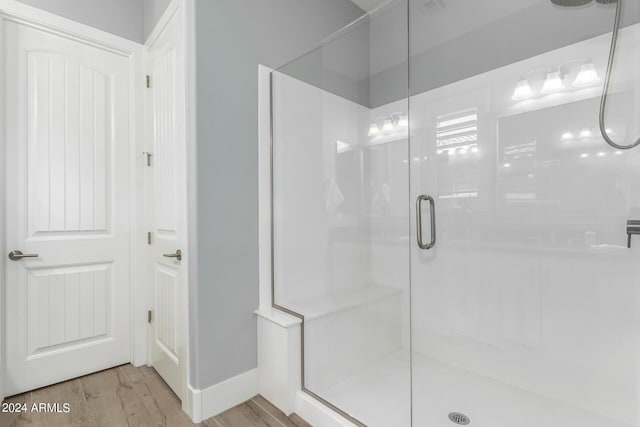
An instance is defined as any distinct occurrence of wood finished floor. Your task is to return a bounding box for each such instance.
[0,365,312,427]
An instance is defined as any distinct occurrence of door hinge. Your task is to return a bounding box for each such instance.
[142,152,152,167]
[148,310,153,323]
[146,74,151,88]
[147,231,152,245]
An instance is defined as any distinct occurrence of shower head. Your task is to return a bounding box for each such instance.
[550,0,593,6]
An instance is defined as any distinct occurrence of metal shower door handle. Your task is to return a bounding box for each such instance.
[416,195,436,250]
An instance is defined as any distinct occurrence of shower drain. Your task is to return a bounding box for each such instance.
[448,412,470,425]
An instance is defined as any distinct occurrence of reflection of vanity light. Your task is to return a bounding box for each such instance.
[382,119,394,132]
[368,123,379,136]
[541,71,565,94]
[413,157,420,162]
[512,79,534,101]
[579,129,592,138]
[398,115,409,128]
[448,150,455,157]
[528,174,535,179]
[437,149,444,155]
[503,163,511,168]
[471,146,479,153]
[580,153,590,158]
[336,140,351,154]
[561,132,573,140]
[459,148,468,155]
[403,159,408,163]
[597,152,606,157]
[573,62,600,87]
[615,150,623,155]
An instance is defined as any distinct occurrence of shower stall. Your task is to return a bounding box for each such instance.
[268,0,640,425]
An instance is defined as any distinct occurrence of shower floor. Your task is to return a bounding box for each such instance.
[316,350,633,427]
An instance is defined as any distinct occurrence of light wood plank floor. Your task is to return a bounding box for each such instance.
[0,365,312,427]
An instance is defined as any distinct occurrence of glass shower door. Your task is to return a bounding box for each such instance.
[409,1,640,426]
[271,1,411,425]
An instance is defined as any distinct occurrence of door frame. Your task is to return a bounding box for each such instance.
[0,0,146,402]
[143,0,193,416]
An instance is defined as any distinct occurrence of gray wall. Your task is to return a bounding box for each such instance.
[407,1,640,101]
[369,1,640,107]
[193,0,364,389]
[16,0,145,42]
[144,0,173,39]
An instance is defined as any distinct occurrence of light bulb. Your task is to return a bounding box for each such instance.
[541,71,565,94]
[398,115,409,128]
[368,123,379,136]
[512,79,534,101]
[382,119,394,132]
[573,62,600,87]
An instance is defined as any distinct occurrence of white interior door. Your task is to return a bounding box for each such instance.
[145,6,188,401]
[4,20,132,396]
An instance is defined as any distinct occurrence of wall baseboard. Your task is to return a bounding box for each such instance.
[187,368,258,423]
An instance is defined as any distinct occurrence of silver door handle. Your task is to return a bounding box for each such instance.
[163,249,182,261]
[8,250,39,261]
[416,195,436,250]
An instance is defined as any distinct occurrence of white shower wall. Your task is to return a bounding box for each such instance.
[272,73,373,305]
[272,71,411,414]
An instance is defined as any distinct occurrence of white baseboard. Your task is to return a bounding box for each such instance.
[187,368,258,423]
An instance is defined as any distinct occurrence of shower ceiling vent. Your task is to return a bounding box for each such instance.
[448,412,471,425]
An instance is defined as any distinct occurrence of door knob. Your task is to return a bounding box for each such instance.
[8,250,39,261]
[163,249,182,261]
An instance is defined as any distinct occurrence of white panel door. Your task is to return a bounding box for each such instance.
[146,6,187,401]
[4,20,131,395]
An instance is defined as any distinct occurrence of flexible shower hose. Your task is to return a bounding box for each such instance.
[600,0,640,149]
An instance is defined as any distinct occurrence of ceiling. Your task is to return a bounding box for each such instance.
[349,0,389,12]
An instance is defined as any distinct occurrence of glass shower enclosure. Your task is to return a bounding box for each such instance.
[271,1,640,426]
